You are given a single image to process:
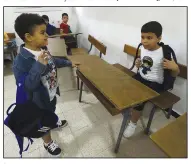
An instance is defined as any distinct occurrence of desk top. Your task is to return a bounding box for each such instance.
[68,55,159,110]
[150,113,187,158]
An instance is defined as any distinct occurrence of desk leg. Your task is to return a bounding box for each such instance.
[77,76,80,90]
[145,105,156,135]
[114,109,130,153]
[79,81,83,102]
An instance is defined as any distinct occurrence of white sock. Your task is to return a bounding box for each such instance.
[130,120,137,126]
[57,119,62,126]
[44,140,53,146]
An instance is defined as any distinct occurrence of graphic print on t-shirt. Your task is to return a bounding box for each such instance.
[45,56,57,91]
[140,56,153,75]
[40,51,58,101]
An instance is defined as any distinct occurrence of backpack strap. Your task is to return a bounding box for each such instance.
[15,135,33,157]
[158,42,177,63]
[159,42,177,91]
[6,103,16,116]
[130,43,142,70]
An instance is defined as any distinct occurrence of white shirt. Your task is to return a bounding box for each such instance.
[23,47,42,61]
[139,46,164,84]
[23,47,58,101]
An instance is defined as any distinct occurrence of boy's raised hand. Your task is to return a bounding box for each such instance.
[135,58,142,68]
[38,51,49,65]
[163,58,178,71]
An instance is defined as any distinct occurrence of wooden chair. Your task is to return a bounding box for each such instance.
[4,33,18,60]
[71,34,107,58]
[7,33,16,40]
[113,44,187,134]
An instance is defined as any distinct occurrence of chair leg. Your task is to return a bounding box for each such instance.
[145,105,157,135]
[167,107,173,119]
[79,81,83,102]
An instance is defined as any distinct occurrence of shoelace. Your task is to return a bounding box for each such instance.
[57,120,62,127]
[48,141,59,152]
[128,122,137,129]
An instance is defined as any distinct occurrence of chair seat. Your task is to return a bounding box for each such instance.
[71,48,87,55]
[150,91,180,109]
[113,63,136,77]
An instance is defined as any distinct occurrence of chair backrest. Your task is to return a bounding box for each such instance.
[7,33,16,40]
[123,44,140,57]
[88,35,107,58]
[123,44,187,79]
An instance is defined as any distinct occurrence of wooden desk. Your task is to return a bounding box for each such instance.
[70,55,159,110]
[68,55,159,152]
[150,113,187,158]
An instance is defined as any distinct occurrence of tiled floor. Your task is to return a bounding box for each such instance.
[3,61,176,158]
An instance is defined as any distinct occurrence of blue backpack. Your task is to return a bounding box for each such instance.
[4,73,59,157]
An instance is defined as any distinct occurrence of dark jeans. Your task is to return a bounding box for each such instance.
[133,74,164,111]
[49,96,57,113]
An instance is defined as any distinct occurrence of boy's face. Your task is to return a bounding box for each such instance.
[141,32,161,51]
[62,15,68,23]
[25,24,48,48]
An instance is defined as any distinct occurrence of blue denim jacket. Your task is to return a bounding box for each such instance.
[13,45,72,111]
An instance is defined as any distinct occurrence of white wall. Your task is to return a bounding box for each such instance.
[74,7,187,115]
[4,7,78,46]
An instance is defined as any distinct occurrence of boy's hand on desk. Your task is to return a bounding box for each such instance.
[38,51,49,65]
[163,58,178,71]
[72,61,80,68]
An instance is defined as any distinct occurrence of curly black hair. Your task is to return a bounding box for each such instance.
[141,21,162,38]
[62,13,68,18]
[14,13,46,41]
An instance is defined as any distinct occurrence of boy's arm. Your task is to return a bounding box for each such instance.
[68,26,72,33]
[53,57,72,68]
[60,23,63,34]
[163,58,180,77]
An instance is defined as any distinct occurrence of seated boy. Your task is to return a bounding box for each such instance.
[60,13,72,34]
[42,15,56,36]
[60,13,76,55]
[123,21,180,138]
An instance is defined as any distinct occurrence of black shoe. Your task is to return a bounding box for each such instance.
[44,140,61,157]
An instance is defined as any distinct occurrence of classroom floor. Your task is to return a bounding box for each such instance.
[4,61,176,158]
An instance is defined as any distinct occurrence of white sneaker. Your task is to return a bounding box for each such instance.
[123,121,137,138]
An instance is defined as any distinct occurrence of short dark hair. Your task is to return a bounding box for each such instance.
[42,15,49,22]
[141,21,162,38]
[14,13,45,41]
[62,13,68,18]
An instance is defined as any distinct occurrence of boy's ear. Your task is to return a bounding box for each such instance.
[25,33,33,42]
[158,35,162,42]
